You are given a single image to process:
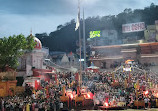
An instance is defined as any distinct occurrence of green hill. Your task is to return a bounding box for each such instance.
[36,3,158,53]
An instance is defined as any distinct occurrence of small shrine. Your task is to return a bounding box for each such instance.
[0,67,17,97]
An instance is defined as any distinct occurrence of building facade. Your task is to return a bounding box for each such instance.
[90,42,158,69]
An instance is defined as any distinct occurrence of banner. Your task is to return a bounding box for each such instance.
[122,22,145,33]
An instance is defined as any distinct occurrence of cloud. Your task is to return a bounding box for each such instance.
[0,13,74,37]
[0,0,77,16]
[1,0,158,16]
[0,0,158,37]
[83,0,158,17]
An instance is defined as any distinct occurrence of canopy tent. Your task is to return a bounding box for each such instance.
[86,66,99,72]
[125,59,134,64]
[87,66,99,69]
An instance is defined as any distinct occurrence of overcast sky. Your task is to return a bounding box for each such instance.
[0,0,158,37]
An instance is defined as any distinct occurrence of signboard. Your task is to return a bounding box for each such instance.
[155,20,158,41]
[144,25,156,42]
[90,31,101,38]
[122,22,145,33]
[79,59,84,61]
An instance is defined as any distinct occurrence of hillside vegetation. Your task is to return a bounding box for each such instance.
[36,3,158,52]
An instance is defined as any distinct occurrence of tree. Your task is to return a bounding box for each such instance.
[57,25,63,30]
[0,34,35,72]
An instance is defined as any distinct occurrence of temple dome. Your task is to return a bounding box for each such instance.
[33,37,42,49]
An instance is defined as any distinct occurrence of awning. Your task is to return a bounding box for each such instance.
[141,54,158,58]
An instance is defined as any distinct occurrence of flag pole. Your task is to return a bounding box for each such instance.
[78,0,82,87]
[83,7,86,70]
[75,0,82,88]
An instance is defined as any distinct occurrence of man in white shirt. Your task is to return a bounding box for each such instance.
[32,93,36,99]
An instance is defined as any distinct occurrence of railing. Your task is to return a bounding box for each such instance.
[44,59,80,70]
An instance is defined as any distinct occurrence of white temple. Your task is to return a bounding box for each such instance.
[17,34,50,87]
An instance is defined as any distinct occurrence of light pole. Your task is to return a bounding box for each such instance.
[83,7,87,70]
[76,0,87,87]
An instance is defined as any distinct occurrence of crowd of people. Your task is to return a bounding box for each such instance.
[84,65,158,109]
[1,65,158,110]
[0,85,61,111]
[0,72,79,111]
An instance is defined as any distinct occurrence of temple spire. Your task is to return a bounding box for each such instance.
[30,28,32,36]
